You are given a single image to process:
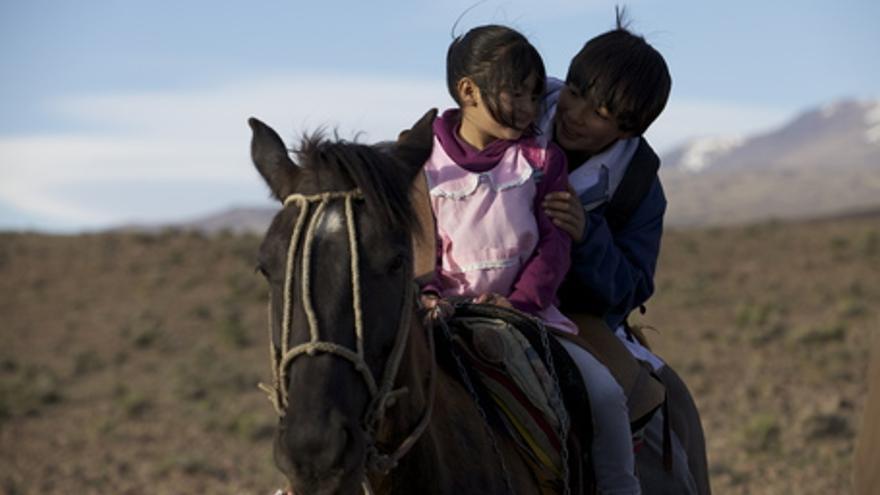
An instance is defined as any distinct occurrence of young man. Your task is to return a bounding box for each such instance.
[539,26,669,346]
[540,19,712,495]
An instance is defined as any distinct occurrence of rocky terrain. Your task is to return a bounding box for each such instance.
[1,210,878,494]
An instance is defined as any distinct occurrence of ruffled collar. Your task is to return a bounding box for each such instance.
[424,135,539,199]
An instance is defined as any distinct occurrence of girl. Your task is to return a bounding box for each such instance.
[421,24,641,495]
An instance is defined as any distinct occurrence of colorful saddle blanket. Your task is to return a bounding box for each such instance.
[446,306,571,493]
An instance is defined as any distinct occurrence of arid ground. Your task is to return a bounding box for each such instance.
[1,211,877,494]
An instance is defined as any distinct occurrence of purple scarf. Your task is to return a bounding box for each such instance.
[432,109,517,173]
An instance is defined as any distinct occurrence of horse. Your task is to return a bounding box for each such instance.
[854,331,880,494]
[249,110,538,494]
[248,110,711,494]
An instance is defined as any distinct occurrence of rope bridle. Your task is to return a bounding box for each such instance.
[258,188,437,494]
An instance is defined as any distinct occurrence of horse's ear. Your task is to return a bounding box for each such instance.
[392,108,437,180]
[249,117,300,202]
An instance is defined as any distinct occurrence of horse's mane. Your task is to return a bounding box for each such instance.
[294,134,418,235]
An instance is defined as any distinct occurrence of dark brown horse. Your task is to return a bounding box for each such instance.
[249,110,537,495]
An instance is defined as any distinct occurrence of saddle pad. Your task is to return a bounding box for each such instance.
[448,313,568,492]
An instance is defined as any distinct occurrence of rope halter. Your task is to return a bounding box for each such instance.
[259,188,433,479]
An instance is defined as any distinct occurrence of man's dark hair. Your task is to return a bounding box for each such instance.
[446,24,546,130]
[565,9,671,134]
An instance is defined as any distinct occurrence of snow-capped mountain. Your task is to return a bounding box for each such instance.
[663,99,880,174]
[662,135,746,173]
[661,99,880,227]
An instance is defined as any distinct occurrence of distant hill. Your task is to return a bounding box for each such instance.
[661,99,880,227]
[176,207,274,235]
[146,99,880,234]
[115,207,275,236]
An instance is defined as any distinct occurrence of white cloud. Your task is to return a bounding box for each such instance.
[54,73,451,142]
[0,71,797,231]
[0,72,451,230]
[0,133,252,225]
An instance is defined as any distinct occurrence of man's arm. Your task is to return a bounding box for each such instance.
[569,177,666,322]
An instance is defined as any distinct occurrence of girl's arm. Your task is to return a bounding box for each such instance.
[507,144,572,313]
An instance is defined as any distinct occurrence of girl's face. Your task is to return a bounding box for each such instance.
[462,74,540,145]
[555,83,631,156]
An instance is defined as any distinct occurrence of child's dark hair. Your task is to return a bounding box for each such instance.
[446,24,546,130]
[565,9,671,135]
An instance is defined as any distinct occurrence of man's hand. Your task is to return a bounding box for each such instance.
[542,185,586,242]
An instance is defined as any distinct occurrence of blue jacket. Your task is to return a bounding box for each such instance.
[567,166,666,330]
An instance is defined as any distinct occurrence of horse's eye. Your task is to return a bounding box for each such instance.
[388,254,406,273]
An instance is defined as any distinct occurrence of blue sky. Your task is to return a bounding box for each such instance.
[1,0,877,231]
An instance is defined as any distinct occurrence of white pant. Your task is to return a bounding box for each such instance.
[557,338,641,495]
[612,326,698,494]
[613,324,665,371]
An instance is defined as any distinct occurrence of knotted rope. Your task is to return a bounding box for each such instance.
[258,188,437,493]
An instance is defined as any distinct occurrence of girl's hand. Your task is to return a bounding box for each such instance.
[420,293,440,310]
[542,185,586,242]
[473,292,513,309]
[420,293,454,321]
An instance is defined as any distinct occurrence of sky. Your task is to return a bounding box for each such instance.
[1,0,878,232]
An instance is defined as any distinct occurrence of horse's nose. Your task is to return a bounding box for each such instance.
[279,409,365,477]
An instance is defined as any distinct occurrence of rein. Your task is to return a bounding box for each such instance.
[258,188,437,493]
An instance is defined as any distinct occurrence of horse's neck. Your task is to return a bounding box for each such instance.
[374,317,531,494]
[377,359,466,493]
[370,317,441,493]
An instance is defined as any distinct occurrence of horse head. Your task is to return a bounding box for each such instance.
[249,110,436,494]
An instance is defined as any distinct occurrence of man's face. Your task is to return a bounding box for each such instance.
[555,83,631,156]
